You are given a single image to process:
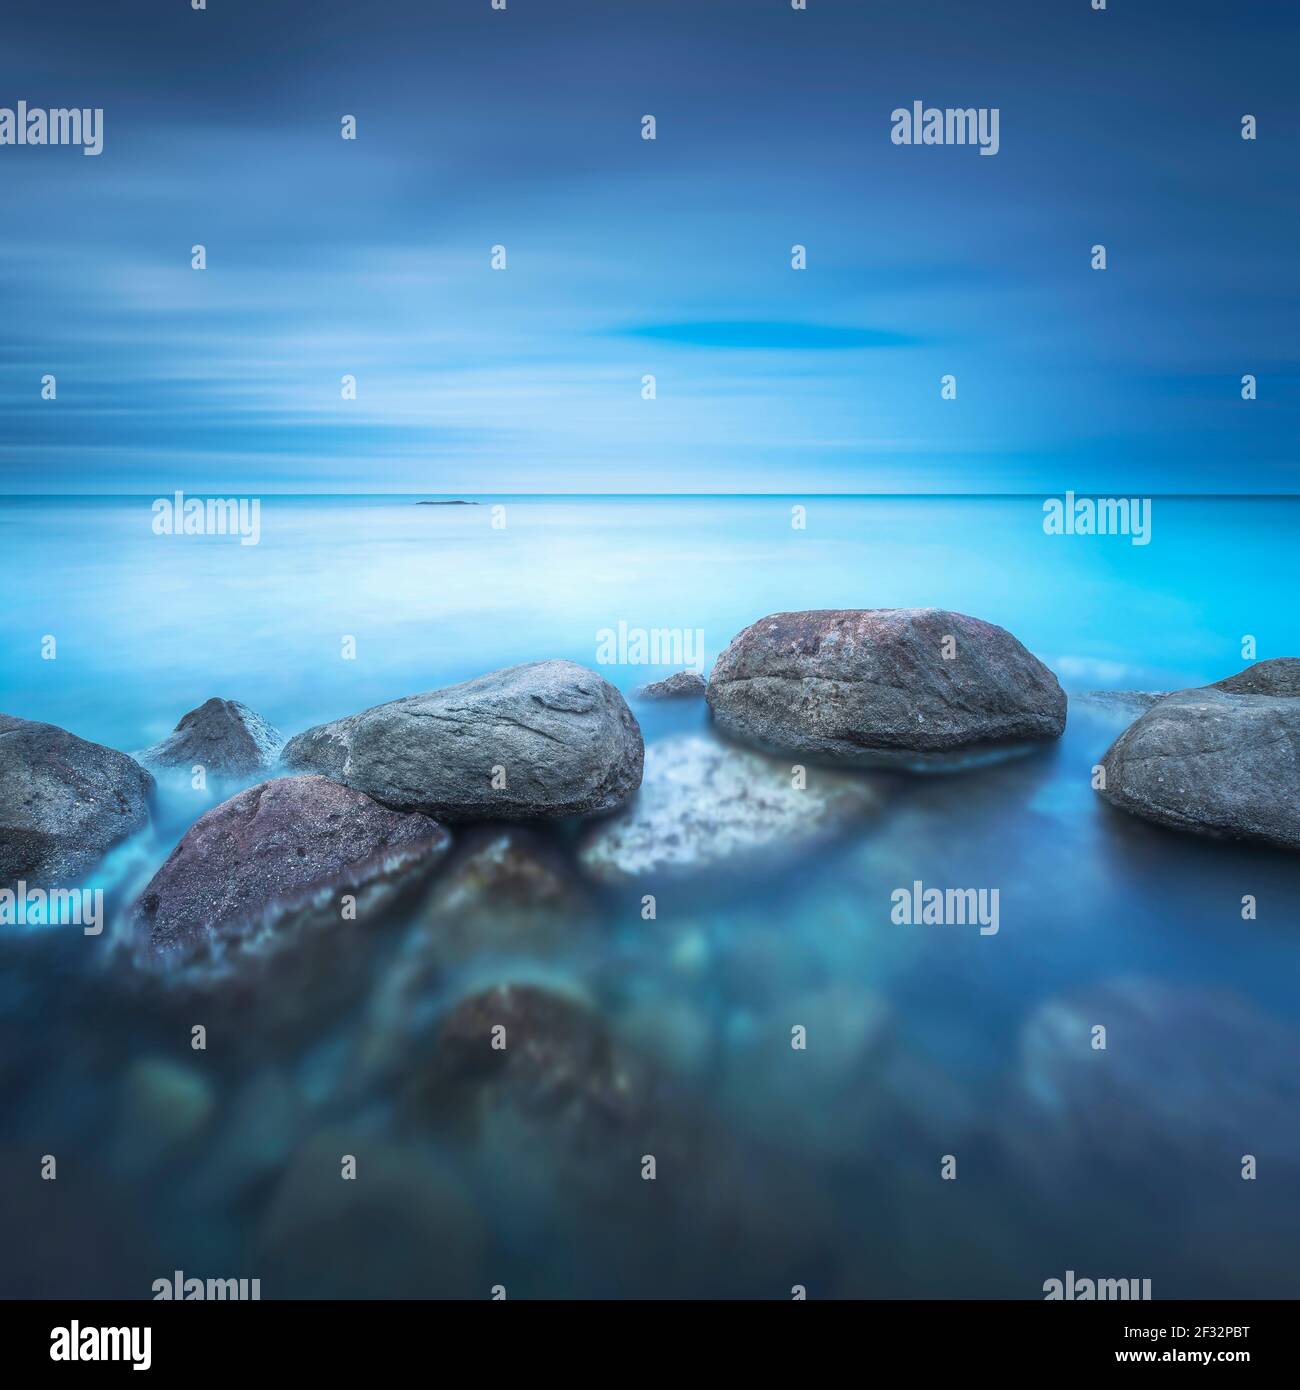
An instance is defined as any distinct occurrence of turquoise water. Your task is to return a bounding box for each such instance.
[2,494,1299,1298]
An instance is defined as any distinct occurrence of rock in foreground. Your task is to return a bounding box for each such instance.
[707,609,1066,768]
[136,697,283,776]
[0,714,154,886]
[635,670,707,700]
[1099,660,1300,849]
[133,774,449,952]
[281,659,643,822]
[579,733,885,882]
[406,983,659,1154]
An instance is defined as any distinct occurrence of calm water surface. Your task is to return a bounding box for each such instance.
[2,495,1297,1298]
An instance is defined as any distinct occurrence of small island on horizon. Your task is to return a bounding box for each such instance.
[416,499,479,506]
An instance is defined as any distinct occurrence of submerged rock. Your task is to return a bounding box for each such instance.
[578,733,886,883]
[256,1131,486,1298]
[405,982,657,1154]
[136,697,283,776]
[132,774,449,953]
[707,609,1066,768]
[112,1058,216,1175]
[281,659,643,822]
[423,826,592,950]
[1099,660,1300,849]
[1010,979,1300,1184]
[0,714,153,886]
[1077,690,1166,716]
[356,830,596,1080]
[635,670,707,700]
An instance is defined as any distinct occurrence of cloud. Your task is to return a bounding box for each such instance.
[615,321,917,351]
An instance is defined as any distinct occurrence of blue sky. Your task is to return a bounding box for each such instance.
[1,0,1296,493]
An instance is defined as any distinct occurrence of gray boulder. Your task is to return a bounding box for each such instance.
[1209,657,1300,697]
[0,714,154,885]
[133,774,449,952]
[281,659,643,822]
[707,609,1066,768]
[1099,660,1300,849]
[136,697,283,776]
[635,670,707,701]
[579,733,885,882]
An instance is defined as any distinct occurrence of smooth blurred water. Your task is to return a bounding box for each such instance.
[2,494,1298,1299]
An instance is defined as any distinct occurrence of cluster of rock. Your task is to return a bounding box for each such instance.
[4,618,1297,975]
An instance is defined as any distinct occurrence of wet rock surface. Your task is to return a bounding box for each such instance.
[281,659,644,821]
[635,670,707,700]
[1099,660,1300,849]
[578,732,886,882]
[136,697,283,776]
[707,609,1066,767]
[131,774,449,953]
[0,714,154,886]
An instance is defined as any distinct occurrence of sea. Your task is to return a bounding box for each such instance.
[1,493,1298,1298]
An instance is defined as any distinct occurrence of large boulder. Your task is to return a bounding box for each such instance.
[136,697,283,776]
[1209,657,1300,697]
[706,609,1066,768]
[578,733,885,883]
[132,774,449,953]
[0,714,153,886]
[281,659,643,821]
[1098,660,1300,849]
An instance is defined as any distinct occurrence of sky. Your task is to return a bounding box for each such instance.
[0,0,1297,494]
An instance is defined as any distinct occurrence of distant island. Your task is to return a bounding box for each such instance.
[416,499,479,506]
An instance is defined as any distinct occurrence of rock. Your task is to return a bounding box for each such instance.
[1011,979,1300,1183]
[281,659,643,822]
[355,831,596,1080]
[1098,661,1300,849]
[635,670,707,701]
[256,1131,486,1298]
[136,697,283,775]
[0,714,153,886]
[1077,690,1166,716]
[404,982,657,1155]
[112,1058,215,1174]
[132,774,449,953]
[1209,657,1300,697]
[707,609,1066,768]
[578,733,885,883]
[422,826,592,951]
